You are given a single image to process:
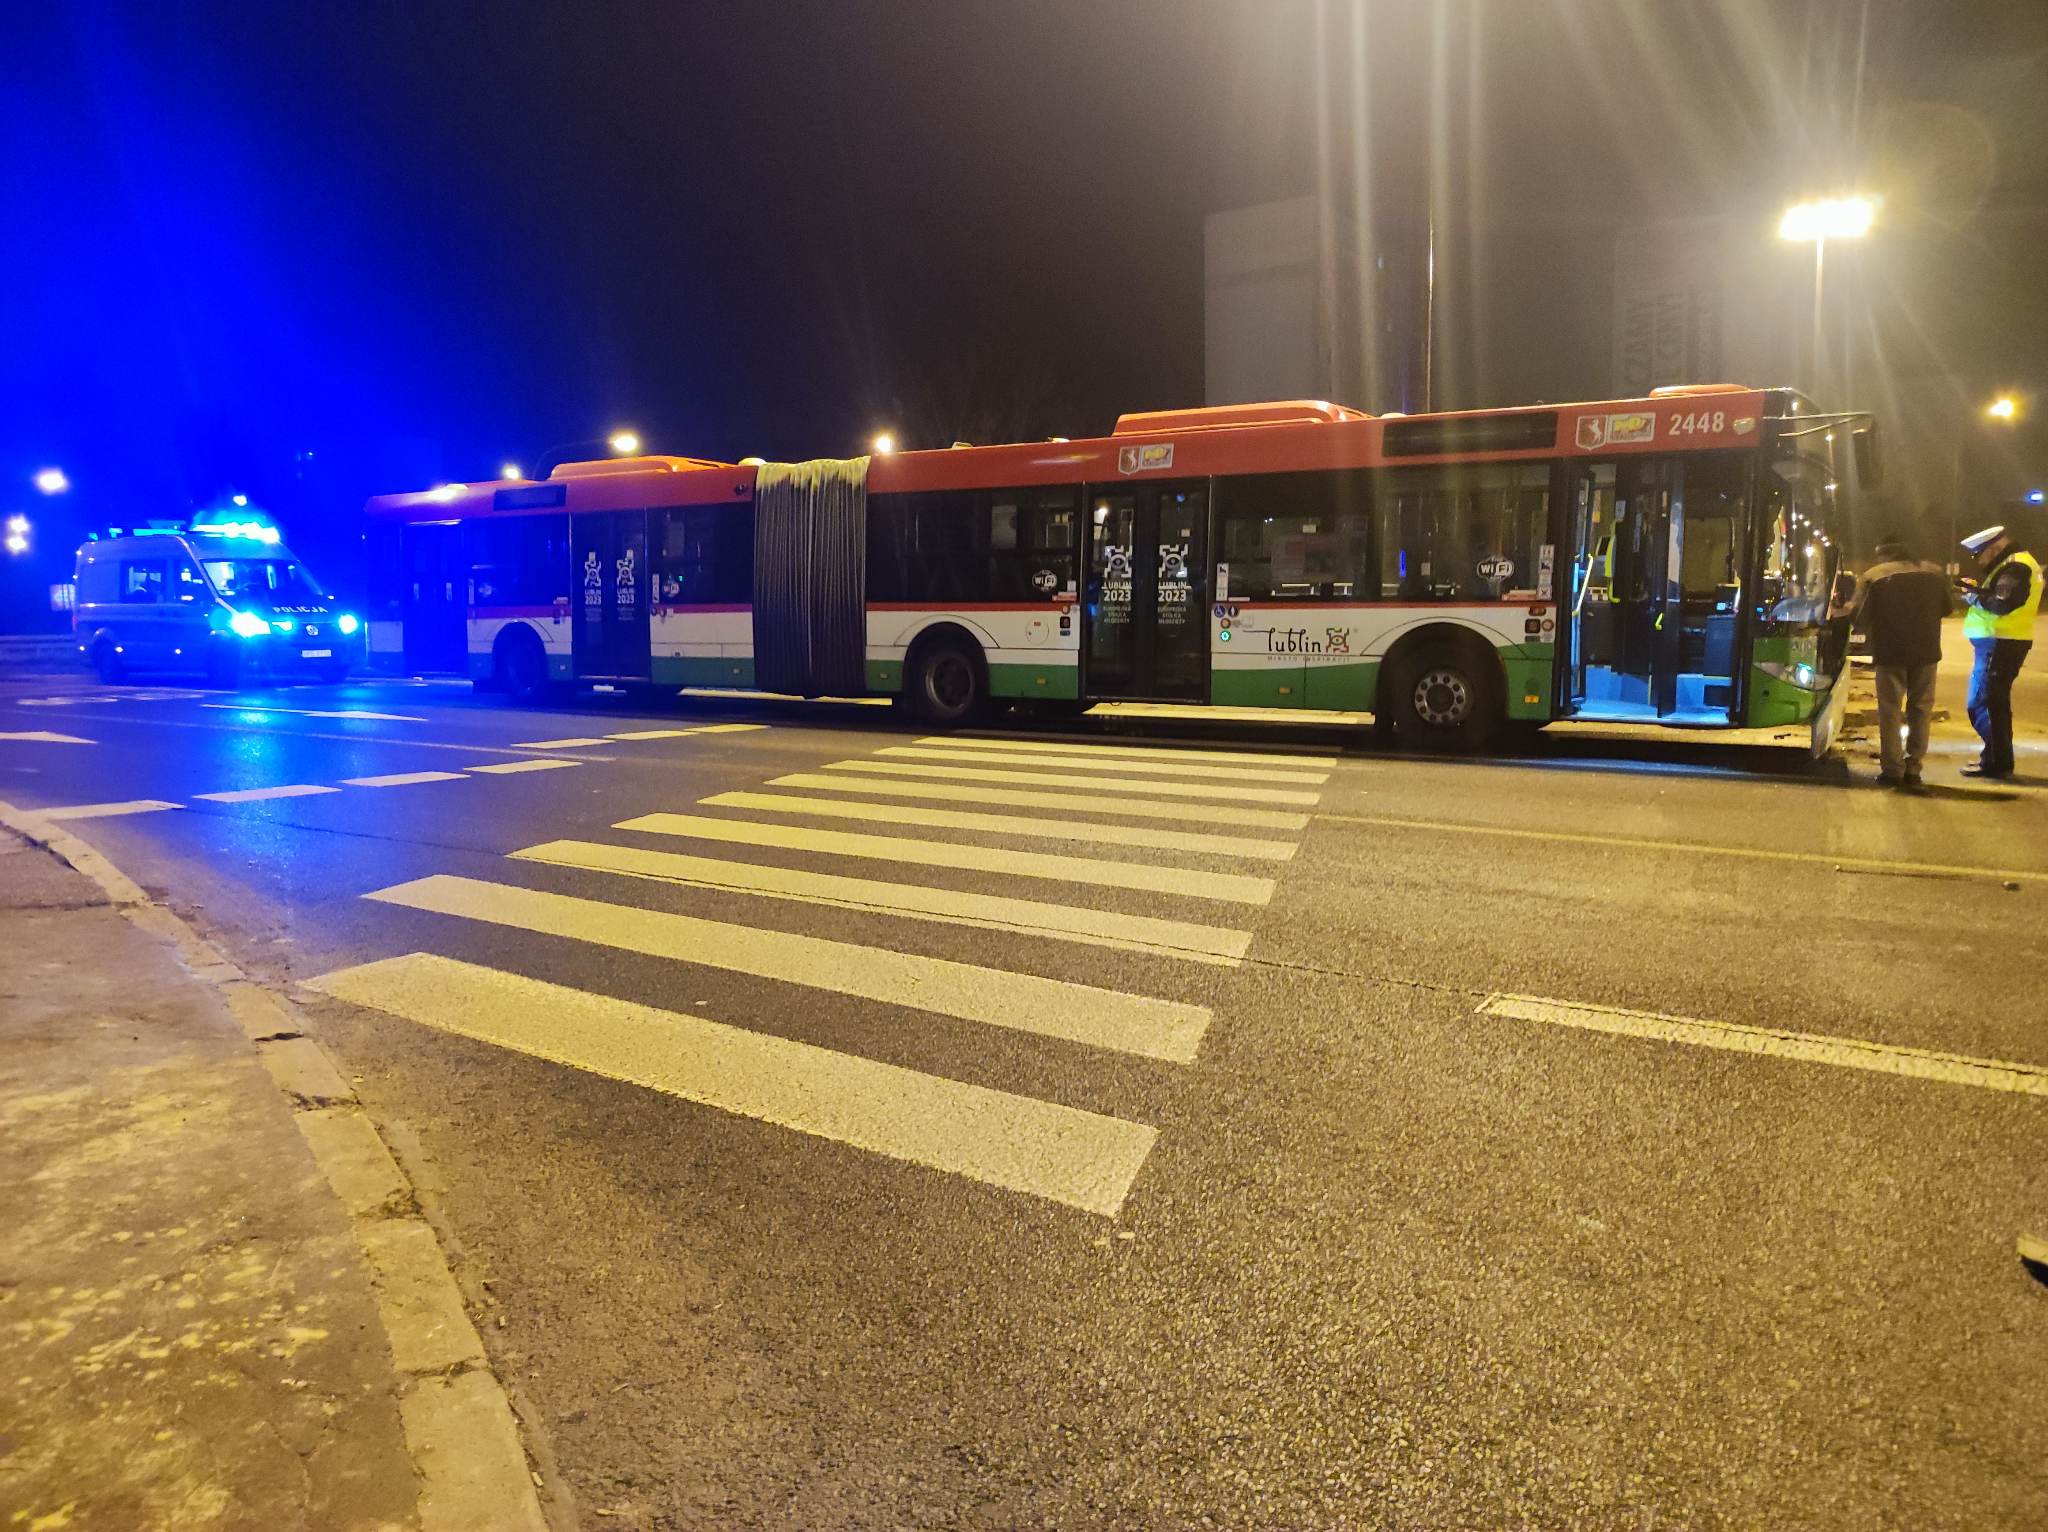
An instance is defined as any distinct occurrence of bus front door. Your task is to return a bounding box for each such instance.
[402,524,466,673]
[1083,482,1208,702]
[571,511,650,681]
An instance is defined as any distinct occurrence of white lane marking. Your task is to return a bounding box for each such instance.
[35,799,183,820]
[683,722,769,733]
[194,784,341,803]
[770,772,1312,830]
[616,812,1276,906]
[512,838,1252,963]
[0,730,94,744]
[929,735,1338,766]
[199,704,428,722]
[877,744,1328,785]
[366,875,1211,1064]
[1480,993,2048,1098]
[341,771,469,788]
[820,758,1322,807]
[307,952,1157,1217]
[512,736,613,749]
[703,790,1300,862]
[465,759,583,775]
[606,729,694,740]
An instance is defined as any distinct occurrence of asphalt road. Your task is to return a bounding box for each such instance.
[3,666,2046,1529]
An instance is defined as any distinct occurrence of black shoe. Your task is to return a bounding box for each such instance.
[1902,773,1924,790]
[1878,772,1902,786]
[1961,763,2012,779]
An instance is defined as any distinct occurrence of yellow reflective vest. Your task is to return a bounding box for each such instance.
[1963,549,2042,642]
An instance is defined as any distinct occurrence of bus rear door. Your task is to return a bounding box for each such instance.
[571,511,650,680]
[1082,481,1208,702]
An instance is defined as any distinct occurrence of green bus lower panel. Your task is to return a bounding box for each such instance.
[987,661,1079,700]
[651,655,757,688]
[1747,667,1821,727]
[1304,659,1377,711]
[866,659,901,693]
[1212,663,1307,708]
[1500,645,1555,721]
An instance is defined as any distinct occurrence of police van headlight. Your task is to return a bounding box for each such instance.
[227,610,269,638]
[337,613,360,636]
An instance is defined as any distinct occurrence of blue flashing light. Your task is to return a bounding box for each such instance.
[2028,490,2044,504]
[337,613,360,635]
[228,610,270,638]
[190,518,282,544]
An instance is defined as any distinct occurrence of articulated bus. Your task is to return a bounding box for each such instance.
[363,385,1879,751]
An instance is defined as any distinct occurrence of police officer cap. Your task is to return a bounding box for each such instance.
[1960,524,2005,553]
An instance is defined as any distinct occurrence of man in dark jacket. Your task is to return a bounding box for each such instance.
[1855,533,1951,788]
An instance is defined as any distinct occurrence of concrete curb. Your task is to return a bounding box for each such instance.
[0,799,550,1532]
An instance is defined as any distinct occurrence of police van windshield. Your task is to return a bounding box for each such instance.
[203,559,327,603]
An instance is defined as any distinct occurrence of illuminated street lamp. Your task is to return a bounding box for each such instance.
[871,432,897,455]
[4,514,28,556]
[1987,395,2018,421]
[1779,196,1877,399]
[32,467,68,495]
[607,430,640,455]
[1948,393,2025,566]
[501,462,523,480]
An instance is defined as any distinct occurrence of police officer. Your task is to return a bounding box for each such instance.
[1958,524,2042,779]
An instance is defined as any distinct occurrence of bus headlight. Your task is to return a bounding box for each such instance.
[337,613,360,635]
[228,610,269,638]
[1759,660,1824,690]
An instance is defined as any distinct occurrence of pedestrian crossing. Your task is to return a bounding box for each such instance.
[308,727,1339,1216]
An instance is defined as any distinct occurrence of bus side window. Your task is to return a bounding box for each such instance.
[1377,462,1549,601]
[1215,470,1371,602]
[120,559,167,603]
[658,505,753,605]
[986,488,1076,599]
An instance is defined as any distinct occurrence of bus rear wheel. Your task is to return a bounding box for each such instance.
[907,637,987,727]
[495,627,555,705]
[1389,642,1502,752]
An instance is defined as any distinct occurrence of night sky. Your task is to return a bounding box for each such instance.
[5,1,2046,590]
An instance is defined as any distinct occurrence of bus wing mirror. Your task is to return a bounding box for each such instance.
[1850,425,1884,492]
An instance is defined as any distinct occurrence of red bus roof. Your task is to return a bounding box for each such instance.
[363,385,1771,521]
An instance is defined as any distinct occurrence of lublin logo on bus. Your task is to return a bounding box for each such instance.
[1265,627,1351,656]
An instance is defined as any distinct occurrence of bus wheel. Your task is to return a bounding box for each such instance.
[1390,643,1501,752]
[496,628,553,705]
[91,638,125,685]
[908,638,987,727]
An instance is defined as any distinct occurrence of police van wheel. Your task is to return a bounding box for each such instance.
[204,648,242,689]
[908,638,987,727]
[1390,643,1501,752]
[91,639,125,685]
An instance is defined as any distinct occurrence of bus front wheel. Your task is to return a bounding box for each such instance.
[907,637,987,727]
[1388,643,1502,752]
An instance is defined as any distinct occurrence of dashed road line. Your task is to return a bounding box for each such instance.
[820,758,1323,806]
[341,771,469,788]
[0,730,94,745]
[701,790,1299,861]
[465,759,583,775]
[615,812,1277,905]
[195,784,342,803]
[1479,993,2048,1097]
[769,771,1312,830]
[512,736,613,749]
[364,874,1212,1064]
[876,744,1329,785]
[200,704,429,722]
[512,837,1253,963]
[307,952,1158,1217]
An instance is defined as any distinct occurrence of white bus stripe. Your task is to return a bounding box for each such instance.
[702,790,1299,861]
[614,813,1276,905]
[928,735,1338,767]
[819,758,1322,806]
[35,799,182,821]
[341,770,469,788]
[307,952,1157,1217]
[364,875,1211,1064]
[194,784,342,803]
[512,839,1251,963]
[877,744,1328,784]
[1480,993,2048,1097]
[768,772,1311,830]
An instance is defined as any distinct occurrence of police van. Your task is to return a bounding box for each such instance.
[73,517,364,686]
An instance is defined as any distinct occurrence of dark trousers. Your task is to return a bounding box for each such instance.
[1966,637,2032,775]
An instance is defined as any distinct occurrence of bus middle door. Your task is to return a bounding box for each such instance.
[572,511,651,680]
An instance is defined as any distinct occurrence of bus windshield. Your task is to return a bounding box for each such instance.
[203,559,327,604]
